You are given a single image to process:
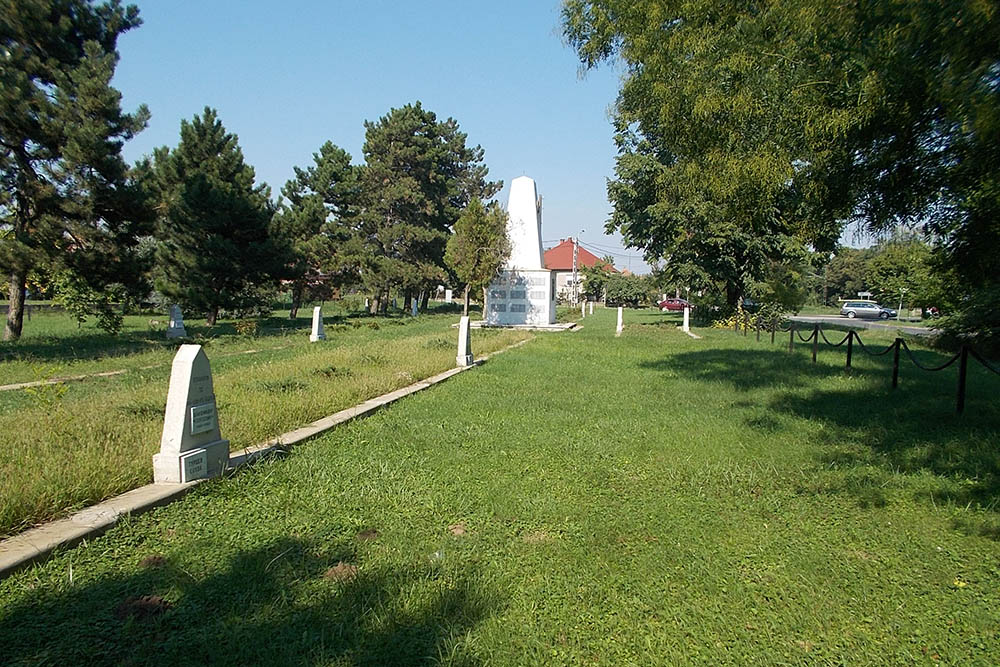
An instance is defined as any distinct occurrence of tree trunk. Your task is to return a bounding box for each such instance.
[421,289,430,311]
[4,269,26,341]
[403,290,412,312]
[463,285,470,316]
[207,305,219,326]
[371,293,380,315]
[289,282,303,319]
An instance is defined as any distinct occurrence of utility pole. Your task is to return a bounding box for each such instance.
[572,236,580,305]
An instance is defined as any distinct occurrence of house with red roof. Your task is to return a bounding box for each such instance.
[543,239,618,301]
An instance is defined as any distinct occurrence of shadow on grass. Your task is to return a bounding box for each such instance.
[0,536,497,665]
[641,343,1000,533]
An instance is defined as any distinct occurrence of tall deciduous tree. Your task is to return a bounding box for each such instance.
[152,108,285,325]
[562,0,999,327]
[273,141,360,318]
[445,198,510,315]
[353,102,500,313]
[0,0,152,340]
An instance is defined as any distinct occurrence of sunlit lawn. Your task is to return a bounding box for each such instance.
[1,306,998,664]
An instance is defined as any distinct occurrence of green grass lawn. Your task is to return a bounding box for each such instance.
[1,306,998,664]
[0,304,529,536]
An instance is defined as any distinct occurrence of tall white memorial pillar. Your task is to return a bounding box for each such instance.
[309,306,325,342]
[485,176,556,326]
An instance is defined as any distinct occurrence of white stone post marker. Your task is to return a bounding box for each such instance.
[445,288,453,302]
[683,306,690,333]
[166,304,186,338]
[411,299,419,317]
[153,345,230,483]
[616,306,623,337]
[589,301,593,315]
[581,301,586,318]
[456,315,474,367]
[309,306,325,342]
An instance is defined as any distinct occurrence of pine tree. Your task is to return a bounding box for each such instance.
[0,0,152,340]
[353,102,500,313]
[152,108,285,325]
[272,142,359,318]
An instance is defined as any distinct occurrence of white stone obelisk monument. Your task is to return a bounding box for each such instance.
[683,306,690,333]
[484,176,556,326]
[589,301,594,315]
[309,306,325,342]
[457,315,474,367]
[153,345,230,483]
[166,305,186,338]
[616,306,624,336]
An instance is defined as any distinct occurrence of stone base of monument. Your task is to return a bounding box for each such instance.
[153,439,230,483]
[467,320,577,331]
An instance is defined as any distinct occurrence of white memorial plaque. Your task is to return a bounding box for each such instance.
[190,402,216,435]
[181,449,208,482]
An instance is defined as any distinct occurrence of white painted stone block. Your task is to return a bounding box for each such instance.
[445,289,453,302]
[456,316,474,367]
[411,299,419,317]
[309,306,325,342]
[166,304,186,338]
[153,345,229,483]
[589,301,593,315]
[581,301,586,318]
[616,306,623,336]
[683,306,690,332]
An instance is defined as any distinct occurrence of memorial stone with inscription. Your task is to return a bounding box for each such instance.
[456,315,474,367]
[166,304,187,338]
[310,306,325,342]
[153,345,230,483]
[484,176,556,326]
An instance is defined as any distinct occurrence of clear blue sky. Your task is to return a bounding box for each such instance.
[112,0,652,272]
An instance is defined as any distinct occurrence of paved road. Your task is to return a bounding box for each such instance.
[788,315,938,337]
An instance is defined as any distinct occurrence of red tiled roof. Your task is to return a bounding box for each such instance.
[543,239,617,272]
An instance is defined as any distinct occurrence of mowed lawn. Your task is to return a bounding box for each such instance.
[1,307,998,665]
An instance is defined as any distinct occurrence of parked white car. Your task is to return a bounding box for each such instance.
[839,301,897,319]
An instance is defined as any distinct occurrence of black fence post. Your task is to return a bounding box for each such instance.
[734,316,739,334]
[770,321,775,344]
[891,338,901,389]
[846,330,854,369]
[743,314,748,336]
[812,324,819,363]
[789,326,794,353]
[957,345,969,414]
[756,322,760,342]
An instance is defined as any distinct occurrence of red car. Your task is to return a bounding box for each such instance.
[658,297,692,312]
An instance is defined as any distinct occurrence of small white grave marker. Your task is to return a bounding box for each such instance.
[153,345,229,483]
[589,301,593,315]
[581,301,586,318]
[412,299,419,317]
[166,304,186,339]
[616,306,623,337]
[456,315,474,367]
[683,306,690,333]
[445,288,453,302]
[309,306,325,342]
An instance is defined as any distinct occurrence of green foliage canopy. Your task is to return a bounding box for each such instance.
[445,198,511,315]
[0,0,152,339]
[152,108,286,325]
[352,102,500,310]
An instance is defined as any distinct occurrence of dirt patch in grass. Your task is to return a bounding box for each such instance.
[114,595,172,621]
[521,531,552,544]
[448,523,467,536]
[356,528,379,541]
[138,554,166,568]
[324,562,358,582]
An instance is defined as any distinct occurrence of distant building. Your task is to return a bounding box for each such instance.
[543,239,618,301]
